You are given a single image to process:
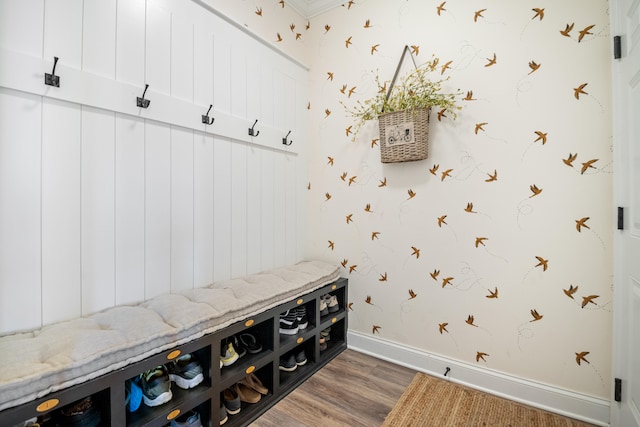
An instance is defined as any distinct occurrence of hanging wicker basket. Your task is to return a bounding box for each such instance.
[378,107,430,163]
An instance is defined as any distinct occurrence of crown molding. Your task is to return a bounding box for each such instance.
[286,0,344,19]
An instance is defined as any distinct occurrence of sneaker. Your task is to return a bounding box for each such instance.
[125,377,143,412]
[295,306,308,329]
[321,327,331,341]
[319,336,328,352]
[295,349,307,366]
[220,404,228,425]
[170,410,202,427]
[140,365,173,407]
[319,298,329,316]
[55,396,101,427]
[167,353,204,389]
[220,340,239,367]
[279,310,299,335]
[238,333,262,354]
[325,294,339,313]
[279,353,297,372]
[222,387,241,415]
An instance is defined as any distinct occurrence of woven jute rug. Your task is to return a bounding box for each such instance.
[382,373,596,427]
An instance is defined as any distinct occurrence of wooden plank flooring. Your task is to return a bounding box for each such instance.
[250,349,416,427]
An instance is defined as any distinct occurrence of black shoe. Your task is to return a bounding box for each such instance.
[279,353,297,372]
[295,349,307,366]
[279,310,299,335]
[295,306,309,329]
[54,397,101,427]
[238,332,262,354]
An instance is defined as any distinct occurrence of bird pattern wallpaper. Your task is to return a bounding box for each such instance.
[219,0,613,399]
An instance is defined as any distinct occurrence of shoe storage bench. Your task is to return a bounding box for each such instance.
[0,261,346,427]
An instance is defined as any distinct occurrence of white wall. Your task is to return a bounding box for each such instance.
[0,0,309,334]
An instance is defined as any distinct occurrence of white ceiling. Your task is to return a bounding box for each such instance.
[286,0,344,19]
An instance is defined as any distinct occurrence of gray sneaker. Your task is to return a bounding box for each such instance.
[140,365,172,407]
[170,410,202,427]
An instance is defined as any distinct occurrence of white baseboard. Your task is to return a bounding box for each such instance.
[347,331,610,427]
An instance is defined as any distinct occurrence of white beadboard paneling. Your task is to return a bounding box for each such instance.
[146,2,171,95]
[116,0,145,86]
[82,0,116,78]
[171,15,194,102]
[81,106,116,315]
[115,114,145,305]
[246,52,261,125]
[170,126,194,291]
[273,153,287,267]
[284,154,298,264]
[213,137,232,281]
[231,142,248,278]
[0,0,44,58]
[43,0,83,69]
[0,89,42,333]
[193,131,214,286]
[231,43,247,119]
[260,66,274,128]
[246,146,262,274]
[213,29,231,115]
[41,98,82,323]
[273,71,286,130]
[145,121,171,298]
[193,28,214,108]
[260,149,275,271]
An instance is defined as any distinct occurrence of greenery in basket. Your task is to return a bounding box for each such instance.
[343,56,463,138]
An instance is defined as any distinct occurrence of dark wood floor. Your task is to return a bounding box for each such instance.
[250,349,416,427]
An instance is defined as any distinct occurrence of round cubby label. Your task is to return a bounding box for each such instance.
[331,317,337,323]
[167,350,181,360]
[167,409,181,420]
[296,298,303,305]
[296,337,304,344]
[245,319,254,327]
[331,284,337,290]
[246,365,256,374]
[36,399,59,412]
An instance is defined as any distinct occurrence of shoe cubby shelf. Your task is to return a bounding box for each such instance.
[2,278,348,427]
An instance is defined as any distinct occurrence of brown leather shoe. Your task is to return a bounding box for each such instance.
[235,382,261,403]
[240,373,268,395]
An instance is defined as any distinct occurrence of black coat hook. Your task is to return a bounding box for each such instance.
[282,130,293,146]
[248,119,260,137]
[137,84,150,108]
[444,367,451,377]
[44,56,60,87]
[202,104,214,125]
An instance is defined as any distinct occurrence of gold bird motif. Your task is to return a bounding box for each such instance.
[474,9,486,22]
[348,86,356,97]
[535,256,548,271]
[465,202,477,213]
[327,72,334,81]
[371,44,380,55]
[328,240,334,250]
[364,204,372,213]
[349,265,357,273]
[371,139,379,148]
[411,45,420,55]
[307,102,311,110]
[430,164,440,175]
[575,351,590,365]
[528,61,541,74]
[348,176,356,186]
[307,182,311,190]
[346,214,353,224]
[365,295,372,304]
[529,184,542,197]
[276,33,283,42]
[534,131,547,144]
[575,217,590,232]
[327,156,334,165]
[464,90,476,101]
[372,325,381,334]
[581,159,598,174]
[378,82,387,93]
[407,189,416,199]
[371,231,380,240]
[347,0,355,9]
[486,170,498,182]
[340,172,347,181]
[578,24,595,42]
[530,309,543,322]
[436,2,446,16]
[408,289,417,299]
[364,19,371,28]
[324,24,331,33]
[564,285,579,299]
[345,126,352,137]
[437,109,447,121]
[582,295,599,308]
[563,153,577,167]
[306,21,310,30]
[475,122,487,134]
[532,8,544,20]
[466,315,477,327]
[295,33,302,40]
[476,352,489,362]
[324,108,331,118]
[560,23,574,37]
[437,215,447,227]
[475,237,488,248]
[325,192,332,201]
[431,270,440,280]
[442,277,454,288]
[441,60,453,75]
[411,246,420,258]
[486,287,498,298]
[347,302,353,311]
[439,322,448,334]
[341,259,348,268]
[430,57,440,71]
[279,0,285,8]
[574,83,588,99]
[290,23,296,32]
[255,7,263,16]
[379,272,387,282]
[345,36,352,48]
[378,177,387,187]
[485,53,497,67]
[441,169,453,181]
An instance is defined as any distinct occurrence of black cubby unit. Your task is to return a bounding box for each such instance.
[0,278,347,427]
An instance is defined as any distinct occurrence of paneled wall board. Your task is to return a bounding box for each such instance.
[115,0,146,86]
[193,132,215,287]
[43,0,83,70]
[0,0,44,57]
[260,150,276,271]
[146,2,171,95]
[212,137,232,281]
[247,146,263,275]
[193,28,214,108]
[273,154,287,267]
[82,0,117,79]
[213,27,232,115]
[171,15,194,102]
[231,143,249,278]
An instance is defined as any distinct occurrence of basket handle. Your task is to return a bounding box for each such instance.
[384,45,418,105]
